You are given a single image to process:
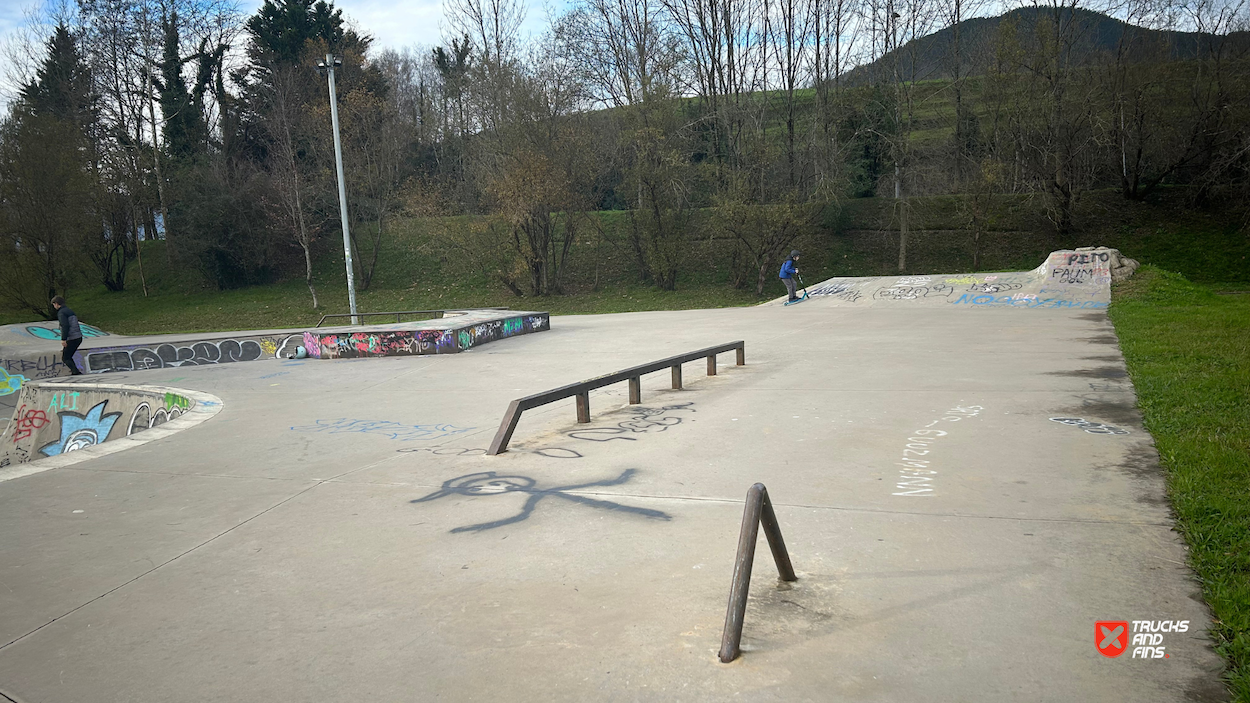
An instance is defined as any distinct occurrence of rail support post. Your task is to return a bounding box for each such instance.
[707,354,717,376]
[736,345,745,366]
[576,392,591,423]
[671,364,683,389]
[628,377,641,404]
[718,483,797,663]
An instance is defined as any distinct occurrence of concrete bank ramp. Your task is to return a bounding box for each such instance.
[0,380,222,475]
[779,247,1139,309]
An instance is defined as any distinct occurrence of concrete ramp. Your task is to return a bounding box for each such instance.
[780,247,1138,309]
[0,380,222,473]
[1,309,549,383]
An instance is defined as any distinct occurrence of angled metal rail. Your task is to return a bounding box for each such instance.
[486,341,745,455]
[719,483,797,663]
[315,307,509,327]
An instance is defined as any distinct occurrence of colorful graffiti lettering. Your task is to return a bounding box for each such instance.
[950,294,1108,309]
[47,391,81,413]
[289,418,473,442]
[25,323,108,340]
[38,401,122,457]
[164,393,191,410]
[0,368,28,396]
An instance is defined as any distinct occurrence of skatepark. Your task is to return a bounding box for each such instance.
[0,248,1228,701]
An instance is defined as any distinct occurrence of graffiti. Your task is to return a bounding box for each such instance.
[893,276,932,286]
[126,395,192,435]
[1050,267,1110,285]
[3,355,69,381]
[259,338,278,356]
[565,402,695,442]
[891,405,983,497]
[259,371,290,379]
[47,391,81,413]
[808,282,864,302]
[412,469,670,533]
[968,281,1022,294]
[1049,417,1130,435]
[39,401,122,457]
[290,418,473,442]
[1065,252,1111,265]
[944,276,983,284]
[456,315,545,351]
[397,446,489,457]
[25,323,108,340]
[301,331,322,358]
[305,315,546,358]
[0,368,28,396]
[950,294,1108,309]
[11,405,51,443]
[165,393,191,410]
[308,329,457,359]
[85,339,265,373]
[873,284,956,301]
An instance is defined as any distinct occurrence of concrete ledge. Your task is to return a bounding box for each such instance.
[0,381,223,478]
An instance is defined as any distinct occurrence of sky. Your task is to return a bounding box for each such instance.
[0,0,556,105]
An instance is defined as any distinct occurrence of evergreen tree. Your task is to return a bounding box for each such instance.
[246,0,349,66]
[158,11,207,161]
[19,24,97,133]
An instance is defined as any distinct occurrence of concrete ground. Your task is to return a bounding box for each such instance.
[0,298,1227,701]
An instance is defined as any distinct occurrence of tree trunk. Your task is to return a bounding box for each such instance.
[303,244,319,309]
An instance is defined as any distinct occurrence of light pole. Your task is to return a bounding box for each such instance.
[317,54,359,325]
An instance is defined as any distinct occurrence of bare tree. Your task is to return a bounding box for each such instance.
[259,62,320,307]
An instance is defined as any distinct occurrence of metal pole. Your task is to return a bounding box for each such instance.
[326,54,359,325]
[719,483,797,663]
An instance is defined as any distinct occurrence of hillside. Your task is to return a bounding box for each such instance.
[844,6,1250,84]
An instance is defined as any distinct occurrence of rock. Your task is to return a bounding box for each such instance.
[1074,246,1139,282]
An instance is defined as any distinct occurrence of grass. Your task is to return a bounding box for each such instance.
[1110,265,1250,700]
[0,276,765,335]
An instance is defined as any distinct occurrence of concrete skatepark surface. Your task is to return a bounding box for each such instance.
[0,251,1224,702]
[0,308,549,424]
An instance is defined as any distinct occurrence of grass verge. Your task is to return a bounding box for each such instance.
[1110,265,1250,699]
[0,279,765,335]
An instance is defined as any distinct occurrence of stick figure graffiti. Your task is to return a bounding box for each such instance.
[411,469,671,533]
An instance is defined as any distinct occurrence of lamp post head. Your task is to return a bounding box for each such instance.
[316,55,343,75]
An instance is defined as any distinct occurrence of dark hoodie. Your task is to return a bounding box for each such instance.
[58,306,82,341]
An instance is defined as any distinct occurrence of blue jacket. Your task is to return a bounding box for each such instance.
[779,259,798,279]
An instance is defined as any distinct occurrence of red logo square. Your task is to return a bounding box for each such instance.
[1097,621,1129,657]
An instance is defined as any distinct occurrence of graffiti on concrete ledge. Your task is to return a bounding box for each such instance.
[127,393,194,435]
[412,469,671,533]
[39,401,122,457]
[289,418,473,442]
[86,339,266,372]
[0,368,28,396]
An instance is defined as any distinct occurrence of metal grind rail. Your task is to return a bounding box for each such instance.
[486,341,745,455]
[315,308,509,327]
[719,483,797,663]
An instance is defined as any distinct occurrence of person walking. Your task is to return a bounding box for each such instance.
[51,296,84,375]
[779,250,801,302]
